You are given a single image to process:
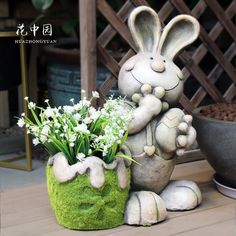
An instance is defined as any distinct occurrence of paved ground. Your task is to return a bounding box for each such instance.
[0,157,46,191]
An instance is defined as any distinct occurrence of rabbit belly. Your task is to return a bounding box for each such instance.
[131,152,176,193]
[126,120,176,194]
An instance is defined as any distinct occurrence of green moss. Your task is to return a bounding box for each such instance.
[47,165,130,230]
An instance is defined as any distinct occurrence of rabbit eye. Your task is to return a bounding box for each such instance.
[163,60,166,63]
[150,57,154,60]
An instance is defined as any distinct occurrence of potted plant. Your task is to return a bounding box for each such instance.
[17,92,133,230]
[32,0,121,106]
[193,103,236,198]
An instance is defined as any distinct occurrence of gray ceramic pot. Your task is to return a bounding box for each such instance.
[193,106,236,188]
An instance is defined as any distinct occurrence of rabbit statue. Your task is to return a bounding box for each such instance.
[119,6,202,225]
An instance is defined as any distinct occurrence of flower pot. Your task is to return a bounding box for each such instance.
[46,153,130,230]
[43,39,120,106]
[193,104,236,190]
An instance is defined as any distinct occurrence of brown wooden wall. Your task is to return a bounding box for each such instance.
[80,0,236,113]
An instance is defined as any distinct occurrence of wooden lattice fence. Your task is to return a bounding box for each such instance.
[80,0,236,113]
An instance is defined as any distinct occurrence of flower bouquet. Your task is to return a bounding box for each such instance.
[18,92,133,230]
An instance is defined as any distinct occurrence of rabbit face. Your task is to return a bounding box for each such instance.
[118,52,184,105]
[118,6,200,105]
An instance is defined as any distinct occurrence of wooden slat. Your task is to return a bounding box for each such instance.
[179,94,194,113]
[191,42,236,107]
[79,0,97,99]
[224,84,236,102]
[171,0,236,86]
[191,0,207,18]
[182,0,236,81]
[204,0,236,41]
[1,160,236,236]
[98,49,135,100]
[158,1,174,23]
[97,0,136,51]
[97,1,134,47]
[131,0,149,7]
[0,91,10,128]
[180,51,225,102]
[0,0,9,17]
[97,43,120,77]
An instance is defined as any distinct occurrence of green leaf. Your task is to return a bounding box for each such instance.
[32,0,54,12]
[120,130,128,147]
[116,152,140,165]
[62,19,77,35]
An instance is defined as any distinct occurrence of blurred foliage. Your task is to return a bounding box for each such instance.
[31,0,78,37]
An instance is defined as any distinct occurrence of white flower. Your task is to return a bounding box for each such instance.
[55,123,61,128]
[63,105,74,114]
[76,153,85,161]
[17,118,25,127]
[90,111,100,121]
[80,99,90,107]
[68,134,76,142]
[73,103,82,111]
[73,113,81,121]
[69,142,75,147]
[28,102,36,110]
[70,98,75,103]
[44,107,54,117]
[40,135,47,143]
[92,91,99,98]
[84,117,92,124]
[21,112,25,117]
[31,126,39,133]
[60,134,65,137]
[44,99,49,103]
[81,89,85,94]
[75,123,88,133]
[88,149,92,155]
[88,107,96,115]
[33,138,39,146]
[24,97,29,101]
[41,125,50,136]
[63,125,68,131]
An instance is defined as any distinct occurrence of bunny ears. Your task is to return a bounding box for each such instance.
[128,6,200,60]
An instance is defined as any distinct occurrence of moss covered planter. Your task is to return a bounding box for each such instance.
[47,153,131,230]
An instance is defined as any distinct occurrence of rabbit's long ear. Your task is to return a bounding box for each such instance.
[128,6,161,53]
[158,15,200,60]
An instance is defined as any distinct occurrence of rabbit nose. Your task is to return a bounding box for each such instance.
[151,60,165,73]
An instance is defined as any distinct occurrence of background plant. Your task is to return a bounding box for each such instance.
[17,93,133,165]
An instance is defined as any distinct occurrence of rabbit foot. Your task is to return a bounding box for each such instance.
[125,191,167,225]
[160,180,202,211]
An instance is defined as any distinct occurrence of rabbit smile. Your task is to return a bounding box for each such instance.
[129,69,181,92]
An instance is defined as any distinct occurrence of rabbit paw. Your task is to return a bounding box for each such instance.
[155,108,196,156]
[131,84,168,115]
[175,115,196,156]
